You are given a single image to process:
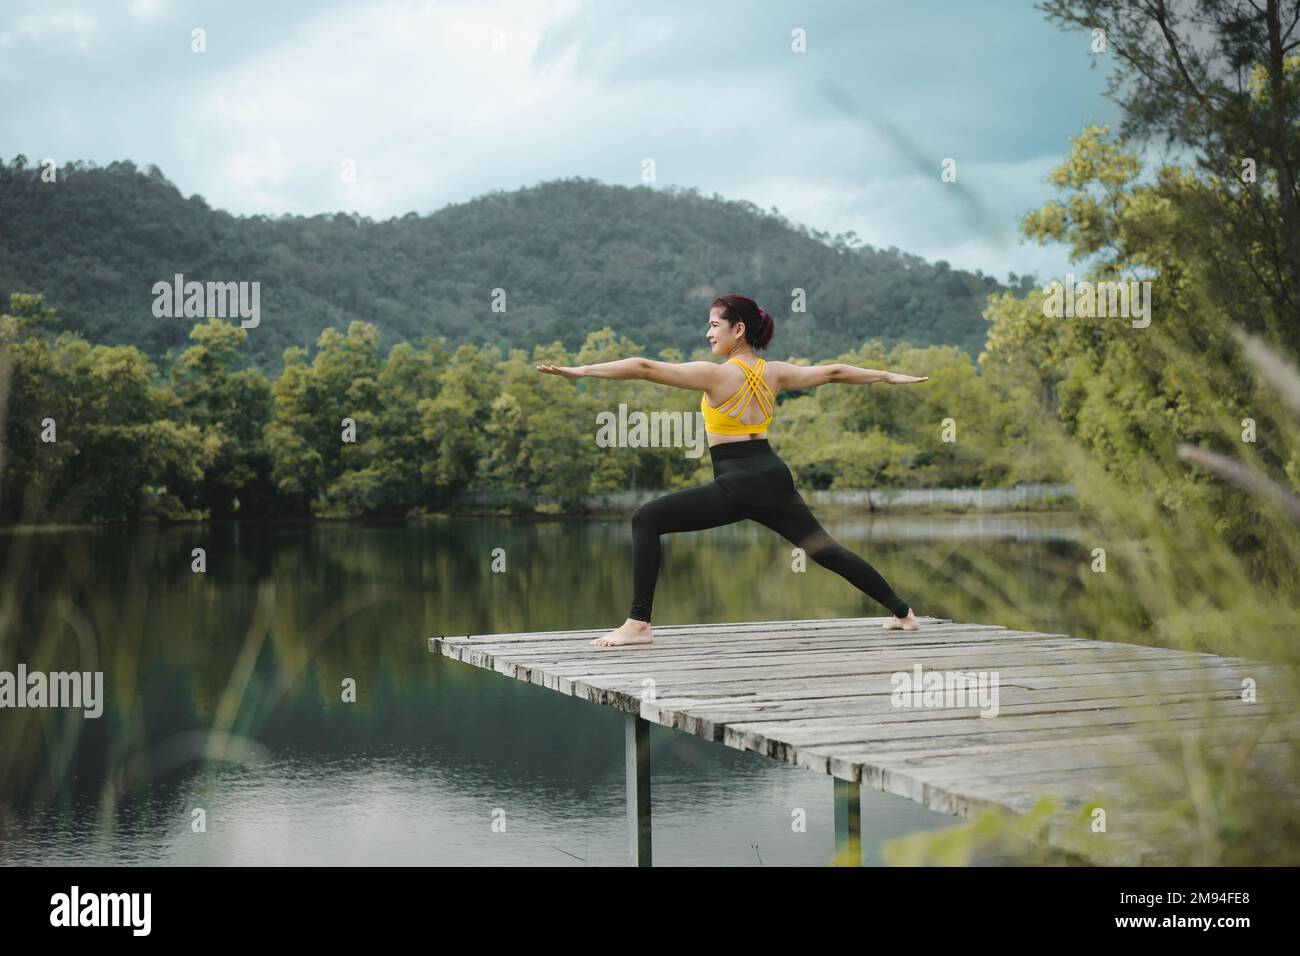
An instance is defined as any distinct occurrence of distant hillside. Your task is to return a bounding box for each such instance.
[0,156,1034,367]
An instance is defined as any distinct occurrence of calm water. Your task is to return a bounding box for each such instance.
[0,513,1091,866]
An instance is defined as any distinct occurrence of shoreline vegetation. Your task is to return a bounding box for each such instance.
[0,495,1085,534]
[0,292,1064,528]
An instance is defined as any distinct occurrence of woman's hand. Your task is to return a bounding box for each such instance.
[536,364,585,380]
[883,372,928,384]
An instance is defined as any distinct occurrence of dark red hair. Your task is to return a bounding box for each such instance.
[711,294,774,350]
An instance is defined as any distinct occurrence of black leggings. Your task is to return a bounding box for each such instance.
[627,439,911,622]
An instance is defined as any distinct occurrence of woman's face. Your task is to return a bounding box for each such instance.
[706,307,744,355]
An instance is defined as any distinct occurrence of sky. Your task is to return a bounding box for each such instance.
[0,0,1123,283]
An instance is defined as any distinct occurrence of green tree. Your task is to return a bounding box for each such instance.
[170,319,274,517]
[418,343,498,507]
[265,321,384,516]
[1039,0,1300,349]
[1,317,210,523]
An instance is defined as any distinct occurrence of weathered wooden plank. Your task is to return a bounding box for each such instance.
[535,659,1268,705]
[643,687,1282,738]
[724,701,1285,756]
[432,615,955,644]
[647,676,1278,716]
[435,629,1153,660]
[803,713,1294,781]
[639,664,1286,708]
[427,615,1300,864]
[520,640,1210,675]
[804,716,1300,772]
[439,635,1092,669]
[730,694,1276,732]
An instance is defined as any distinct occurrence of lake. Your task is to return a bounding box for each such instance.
[0,512,1092,865]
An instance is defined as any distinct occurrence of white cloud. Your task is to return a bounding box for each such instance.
[188,0,588,214]
[130,0,165,18]
[0,0,1111,284]
[8,8,97,52]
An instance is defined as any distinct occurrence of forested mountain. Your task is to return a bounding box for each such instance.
[0,156,1030,369]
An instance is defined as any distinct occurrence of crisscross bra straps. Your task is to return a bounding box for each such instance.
[700,357,776,435]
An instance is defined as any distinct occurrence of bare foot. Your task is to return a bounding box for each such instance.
[592,618,654,647]
[883,608,920,631]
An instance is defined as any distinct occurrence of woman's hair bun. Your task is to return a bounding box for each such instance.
[755,307,774,349]
[711,294,775,350]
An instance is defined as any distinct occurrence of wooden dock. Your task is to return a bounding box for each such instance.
[429,616,1300,865]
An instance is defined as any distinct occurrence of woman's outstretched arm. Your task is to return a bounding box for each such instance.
[537,358,720,391]
[770,360,928,391]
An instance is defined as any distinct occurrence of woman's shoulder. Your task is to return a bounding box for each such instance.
[758,357,790,382]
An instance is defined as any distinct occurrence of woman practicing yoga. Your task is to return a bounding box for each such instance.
[537,293,928,647]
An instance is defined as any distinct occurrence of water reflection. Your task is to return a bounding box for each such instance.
[0,513,1092,865]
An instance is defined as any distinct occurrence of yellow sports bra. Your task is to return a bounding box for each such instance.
[701,357,776,435]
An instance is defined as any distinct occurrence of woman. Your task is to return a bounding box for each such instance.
[537,293,928,647]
